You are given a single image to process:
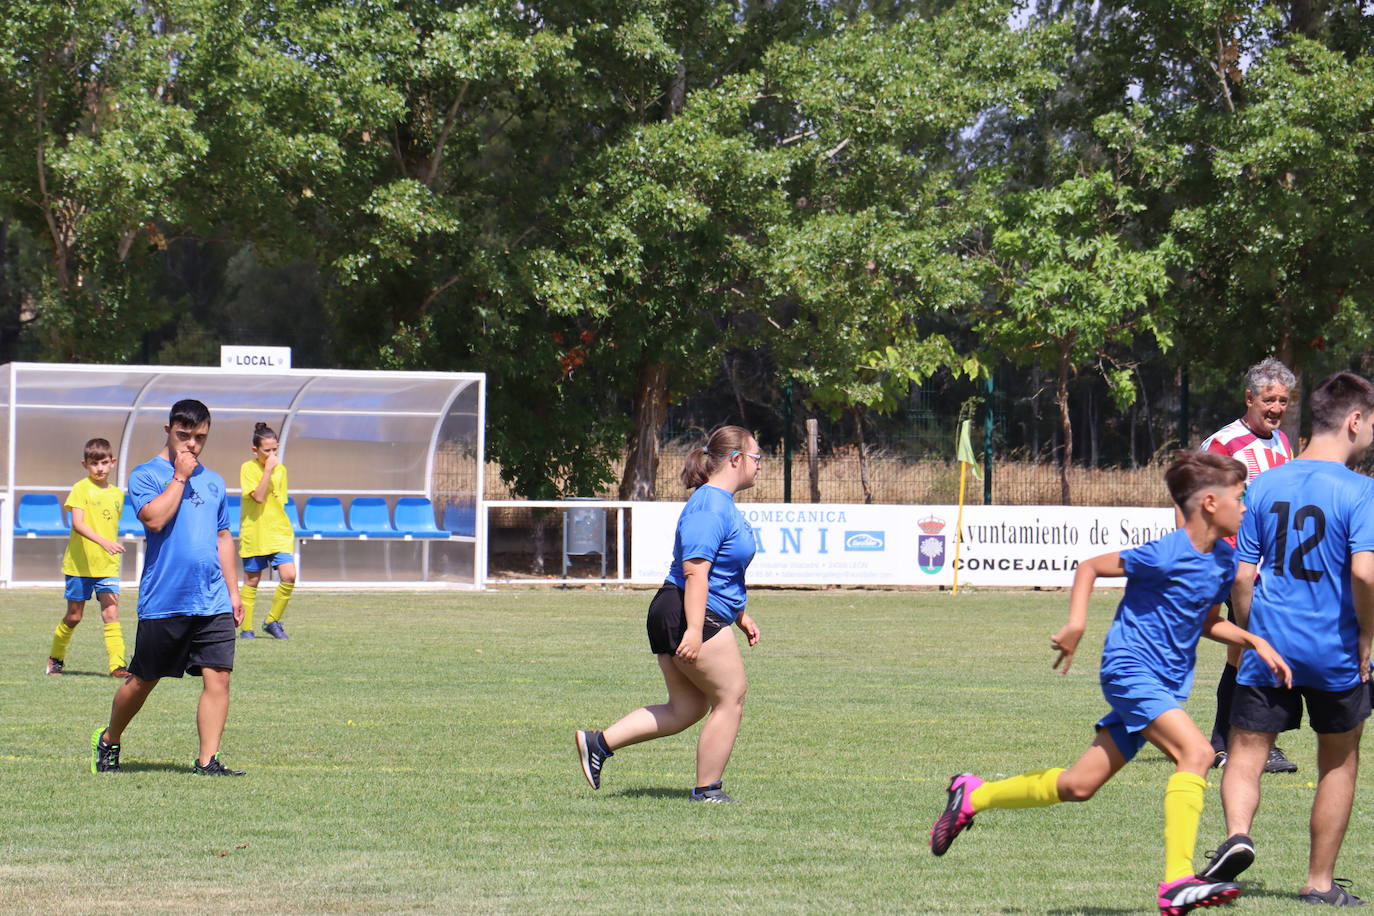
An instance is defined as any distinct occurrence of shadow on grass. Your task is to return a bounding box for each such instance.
[117,761,195,774]
[609,787,688,800]
[1236,881,1299,902]
[1042,908,1138,915]
[54,670,120,679]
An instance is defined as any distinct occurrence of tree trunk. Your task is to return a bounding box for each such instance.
[618,362,669,500]
[1057,347,1073,506]
[854,408,873,504]
[1087,385,1099,468]
[806,418,820,503]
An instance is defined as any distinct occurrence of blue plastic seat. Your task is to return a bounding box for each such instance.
[348,497,404,538]
[226,495,242,537]
[16,494,68,536]
[301,496,353,538]
[118,498,145,537]
[283,497,304,533]
[394,497,450,538]
[442,503,477,537]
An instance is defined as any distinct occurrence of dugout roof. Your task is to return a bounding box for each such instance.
[0,361,484,505]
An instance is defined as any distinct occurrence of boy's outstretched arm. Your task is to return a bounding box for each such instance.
[1351,551,1374,682]
[1203,607,1293,688]
[1051,552,1124,674]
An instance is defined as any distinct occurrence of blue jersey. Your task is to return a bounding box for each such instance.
[128,456,232,620]
[1235,459,1374,690]
[665,485,756,624]
[1100,529,1236,697]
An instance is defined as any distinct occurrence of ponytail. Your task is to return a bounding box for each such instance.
[679,425,754,490]
[680,447,711,489]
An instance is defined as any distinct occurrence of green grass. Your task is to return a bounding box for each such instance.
[1,587,1368,914]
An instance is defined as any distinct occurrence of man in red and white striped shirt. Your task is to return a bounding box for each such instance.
[1200,357,1297,774]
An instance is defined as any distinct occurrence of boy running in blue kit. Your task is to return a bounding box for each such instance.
[1201,372,1374,907]
[91,399,245,775]
[930,450,1292,915]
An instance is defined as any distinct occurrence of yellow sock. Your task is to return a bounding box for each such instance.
[241,585,257,631]
[1163,771,1207,883]
[266,582,294,624]
[102,621,126,671]
[50,621,76,661]
[969,767,1065,812]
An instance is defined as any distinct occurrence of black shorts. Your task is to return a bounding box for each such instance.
[1231,681,1372,735]
[129,613,237,680]
[646,584,729,655]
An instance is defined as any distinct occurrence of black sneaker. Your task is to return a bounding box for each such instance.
[192,755,245,776]
[575,729,611,789]
[1199,833,1255,881]
[1265,745,1298,774]
[1299,879,1367,906]
[689,783,736,803]
[91,728,120,773]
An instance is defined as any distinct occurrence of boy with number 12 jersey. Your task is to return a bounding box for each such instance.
[1202,372,1374,906]
[1235,463,1374,691]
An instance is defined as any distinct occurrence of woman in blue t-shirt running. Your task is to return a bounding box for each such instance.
[576,425,761,802]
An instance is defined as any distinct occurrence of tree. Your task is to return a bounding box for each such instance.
[979,169,1177,504]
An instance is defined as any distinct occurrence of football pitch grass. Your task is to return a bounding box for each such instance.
[2,587,1371,914]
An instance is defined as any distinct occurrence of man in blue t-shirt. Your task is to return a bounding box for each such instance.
[90,399,246,777]
[1199,372,1374,907]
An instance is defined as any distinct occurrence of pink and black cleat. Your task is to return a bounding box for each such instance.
[1157,876,1241,915]
[930,772,983,856]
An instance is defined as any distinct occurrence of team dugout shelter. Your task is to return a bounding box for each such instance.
[0,363,486,589]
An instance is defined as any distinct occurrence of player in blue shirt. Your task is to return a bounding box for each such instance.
[1200,372,1374,907]
[576,425,761,803]
[91,399,246,776]
[930,451,1292,916]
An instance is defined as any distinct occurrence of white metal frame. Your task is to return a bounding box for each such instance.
[483,500,634,586]
[1,362,485,590]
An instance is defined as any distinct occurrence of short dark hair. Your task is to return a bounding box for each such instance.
[169,399,211,428]
[1165,450,1246,513]
[83,438,113,463]
[1309,372,1374,434]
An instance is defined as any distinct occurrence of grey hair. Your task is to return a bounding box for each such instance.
[1245,357,1296,396]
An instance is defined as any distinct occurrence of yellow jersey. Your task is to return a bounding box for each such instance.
[62,477,124,578]
[239,460,295,556]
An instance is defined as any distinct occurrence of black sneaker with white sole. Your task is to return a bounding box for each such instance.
[1199,833,1255,882]
[192,755,245,776]
[575,729,612,789]
[689,782,736,803]
[1265,745,1298,774]
[1299,878,1367,906]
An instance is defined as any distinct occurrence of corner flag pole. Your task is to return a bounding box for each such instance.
[952,417,981,595]
[952,455,968,594]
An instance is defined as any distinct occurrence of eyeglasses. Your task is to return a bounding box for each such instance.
[730,450,763,465]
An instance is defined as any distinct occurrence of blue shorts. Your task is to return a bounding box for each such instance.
[1095,663,1187,762]
[243,552,295,572]
[65,575,121,602]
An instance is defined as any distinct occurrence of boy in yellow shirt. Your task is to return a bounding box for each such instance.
[238,422,297,639]
[48,438,129,676]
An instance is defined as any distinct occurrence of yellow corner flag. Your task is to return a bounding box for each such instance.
[956,419,982,478]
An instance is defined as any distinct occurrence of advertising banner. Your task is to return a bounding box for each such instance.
[630,503,1176,587]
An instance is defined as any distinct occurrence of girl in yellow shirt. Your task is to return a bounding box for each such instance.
[239,422,296,639]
